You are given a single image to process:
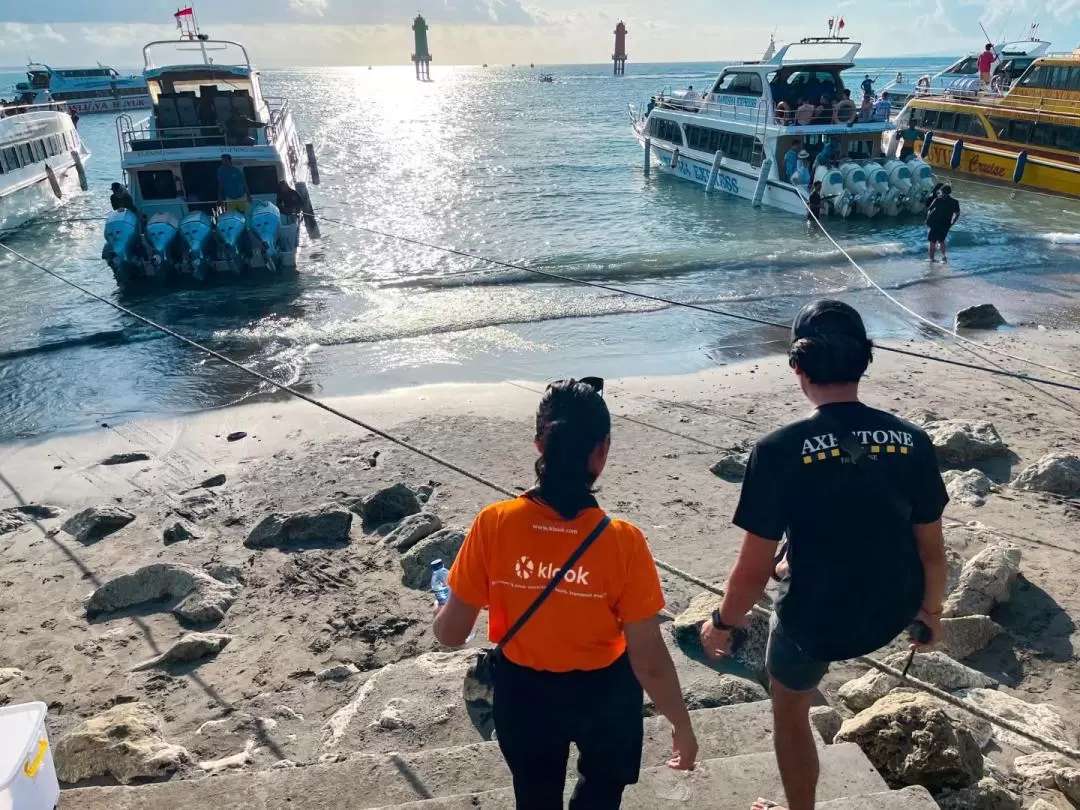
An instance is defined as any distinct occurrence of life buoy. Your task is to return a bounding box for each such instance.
[916,76,931,90]
[775,101,791,125]
[834,99,856,125]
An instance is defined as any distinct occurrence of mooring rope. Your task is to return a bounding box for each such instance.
[1,237,1077,761]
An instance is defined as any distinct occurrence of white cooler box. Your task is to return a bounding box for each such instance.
[0,702,59,810]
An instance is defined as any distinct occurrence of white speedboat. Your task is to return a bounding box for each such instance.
[879,35,1050,109]
[0,103,90,233]
[629,35,937,219]
[12,64,151,115]
[103,15,320,286]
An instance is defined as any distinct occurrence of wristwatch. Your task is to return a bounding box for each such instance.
[711,609,737,631]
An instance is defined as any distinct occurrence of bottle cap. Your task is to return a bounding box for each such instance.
[429,559,443,570]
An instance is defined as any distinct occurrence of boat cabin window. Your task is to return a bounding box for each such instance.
[944,57,979,76]
[1016,65,1080,91]
[774,69,841,108]
[149,75,256,138]
[713,72,763,96]
[988,116,1080,151]
[244,166,279,195]
[138,169,179,201]
[1,147,19,171]
[648,116,684,145]
[684,124,725,154]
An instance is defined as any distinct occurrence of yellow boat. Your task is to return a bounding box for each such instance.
[894,49,1080,198]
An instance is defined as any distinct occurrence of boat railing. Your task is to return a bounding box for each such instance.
[0,100,72,117]
[263,96,291,142]
[911,84,1080,120]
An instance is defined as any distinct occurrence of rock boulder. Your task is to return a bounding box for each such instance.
[1013,453,1080,497]
[954,688,1071,754]
[835,692,983,791]
[163,520,199,545]
[61,505,136,543]
[924,420,1009,465]
[131,632,232,671]
[935,777,1022,810]
[709,454,748,482]
[383,512,443,552]
[955,304,1007,330]
[86,563,241,624]
[939,615,1004,660]
[810,706,843,744]
[244,503,353,549]
[943,543,1022,618]
[837,652,997,712]
[1013,752,1080,803]
[359,484,421,528]
[54,703,189,784]
[400,529,465,588]
[943,469,994,507]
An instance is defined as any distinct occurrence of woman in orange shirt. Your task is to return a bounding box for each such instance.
[434,379,697,809]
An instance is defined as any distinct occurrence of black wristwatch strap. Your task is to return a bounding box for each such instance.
[711,608,737,631]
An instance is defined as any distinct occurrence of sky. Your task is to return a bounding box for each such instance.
[0,0,1077,68]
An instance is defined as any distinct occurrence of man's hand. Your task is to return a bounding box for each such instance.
[668,722,698,771]
[699,621,734,660]
[914,608,942,651]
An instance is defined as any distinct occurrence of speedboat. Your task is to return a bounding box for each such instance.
[12,63,151,115]
[880,32,1050,109]
[101,10,319,286]
[628,33,935,219]
[0,102,90,233]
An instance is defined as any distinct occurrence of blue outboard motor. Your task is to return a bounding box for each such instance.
[179,211,213,280]
[102,210,139,272]
[215,209,248,273]
[249,200,282,271]
[144,213,180,278]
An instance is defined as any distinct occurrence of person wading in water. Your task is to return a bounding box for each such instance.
[434,379,697,809]
[699,300,949,810]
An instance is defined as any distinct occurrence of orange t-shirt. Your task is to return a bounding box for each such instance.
[447,496,666,673]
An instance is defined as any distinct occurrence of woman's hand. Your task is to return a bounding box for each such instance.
[668,722,698,771]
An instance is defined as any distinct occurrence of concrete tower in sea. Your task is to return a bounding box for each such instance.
[412,14,432,81]
[613,21,628,75]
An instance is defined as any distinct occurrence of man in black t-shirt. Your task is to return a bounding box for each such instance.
[927,184,960,263]
[699,300,948,810]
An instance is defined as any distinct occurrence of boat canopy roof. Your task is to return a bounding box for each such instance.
[998,39,1051,57]
[143,39,252,73]
[754,37,861,67]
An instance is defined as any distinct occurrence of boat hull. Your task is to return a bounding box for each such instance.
[917,136,1080,199]
[66,96,152,115]
[0,154,90,234]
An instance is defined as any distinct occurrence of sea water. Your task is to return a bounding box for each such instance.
[1,59,1080,441]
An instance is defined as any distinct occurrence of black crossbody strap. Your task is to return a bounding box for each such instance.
[497,515,611,651]
[817,411,913,522]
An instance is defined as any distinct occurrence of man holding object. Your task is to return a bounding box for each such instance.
[700,300,949,810]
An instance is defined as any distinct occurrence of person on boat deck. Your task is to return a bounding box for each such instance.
[978,44,998,84]
[217,154,251,213]
[69,107,80,129]
[792,150,812,188]
[276,180,304,217]
[926,184,960,263]
[860,74,875,99]
[646,98,655,116]
[859,94,873,123]
[783,140,802,182]
[795,98,816,126]
[110,183,137,214]
[873,93,891,122]
[898,121,920,159]
[814,95,833,126]
[225,110,263,146]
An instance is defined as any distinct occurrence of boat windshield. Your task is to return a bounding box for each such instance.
[944,56,979,75]
[147,74,253,102]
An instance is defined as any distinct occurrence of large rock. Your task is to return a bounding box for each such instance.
[131,632,232,671]
[943,543,1022,618]
[837,652,997,712]
[939,616,1004,660]
[924,420,1009,465]
[671,592,717,646]
[400,528,465,589]
[0,668,22,685]
[954,688,1071,754]
[383,512,443,552]
[644,674,767,716]
[244,503,353,549]
[709,454,748,482]
[163,520,199,545]
[935,777,1022,810]
[61,505,136,543]
[955,304,1007,330]
[835,692,983,791]
[1013,453,1080,497]
[1013,752,1080,803]
[810,706,844,744]
[86,563,241,624]
[360,484,421,528]
[54,703,190,784]
[943,469,994,507]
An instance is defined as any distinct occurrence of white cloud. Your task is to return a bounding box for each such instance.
[42,24,66,42]
[288,0,329,17]
[5,22,34,42]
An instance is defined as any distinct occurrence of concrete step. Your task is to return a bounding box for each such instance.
[60,702,794,810]
[366,744,890,809]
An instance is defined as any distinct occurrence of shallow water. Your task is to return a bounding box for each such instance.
[2,58,1080,440]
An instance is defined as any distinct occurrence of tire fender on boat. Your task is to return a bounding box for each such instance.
[919,131,934,159]
[670,148,680,170]
[305,143,320,186]
[834,99,856,125]
[44,164,62,199]
[1013,151,1028,183]
[916,75,931,90]
[296,181,321,239]
[950,139,964,170]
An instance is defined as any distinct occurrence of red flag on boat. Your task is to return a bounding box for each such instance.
[175,6,194,22]
[838,17,846,29]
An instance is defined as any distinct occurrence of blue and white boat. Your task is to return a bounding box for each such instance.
[629,34,937,219]
[102,12,319,286]
[12,64,151,115]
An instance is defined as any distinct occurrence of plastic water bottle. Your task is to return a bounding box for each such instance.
[430,559,451,605]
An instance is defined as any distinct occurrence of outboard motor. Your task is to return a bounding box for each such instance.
[144,213,180,278]
[838,162,879,218]
[813,165,850,218]
[907,157,937,197]
[179,211,214,281]
[883,160,922,214]
[865,163,903,216]
[249,201,282,272]
[215,209,248,273]
[102,210,139,273]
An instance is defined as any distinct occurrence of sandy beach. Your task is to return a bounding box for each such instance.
[2,326,1079,796]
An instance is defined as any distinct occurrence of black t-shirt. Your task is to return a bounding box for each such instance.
[733,401,948,661]
[927,196,959,228]
[808,191,822,214]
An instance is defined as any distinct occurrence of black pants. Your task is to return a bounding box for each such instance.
[493,653,644,810]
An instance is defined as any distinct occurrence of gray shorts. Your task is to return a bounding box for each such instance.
[766,613,830,692]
